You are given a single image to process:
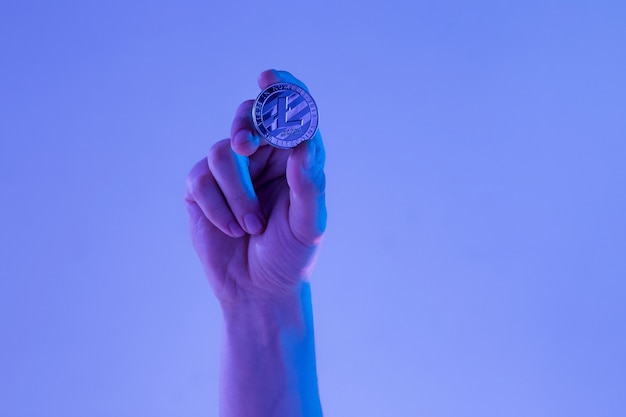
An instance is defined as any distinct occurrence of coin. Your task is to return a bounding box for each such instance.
[252,82,319,149]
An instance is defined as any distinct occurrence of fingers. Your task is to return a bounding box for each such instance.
[184,157,246,238]
[258,69,310,91]
[286,132,327,245]
[184,139,267,238]
[230,100,262,157]
[207,139,266,235]
[189,69,319,243]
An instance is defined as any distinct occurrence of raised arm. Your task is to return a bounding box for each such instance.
[184,70,326,417]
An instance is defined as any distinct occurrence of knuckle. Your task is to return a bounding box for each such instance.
[186,169,213,198]
[235,99,254,114]
[208,139,232,169]
[185,159,208,195]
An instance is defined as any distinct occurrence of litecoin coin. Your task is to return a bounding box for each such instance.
[252,82,319,149]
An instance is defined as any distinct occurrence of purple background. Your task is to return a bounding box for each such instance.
[1,1,625,416]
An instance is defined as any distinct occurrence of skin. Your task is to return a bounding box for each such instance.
[184,70,326,417]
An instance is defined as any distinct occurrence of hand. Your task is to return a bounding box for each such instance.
[184,70,326,305]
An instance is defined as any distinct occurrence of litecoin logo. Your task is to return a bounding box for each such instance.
[252,82,319,149]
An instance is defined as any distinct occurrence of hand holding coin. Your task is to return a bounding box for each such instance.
[184,69,326,303]
[184,69,326,416]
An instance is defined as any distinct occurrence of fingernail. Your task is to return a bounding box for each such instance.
[229,221,245,238]
[243,213,264,235]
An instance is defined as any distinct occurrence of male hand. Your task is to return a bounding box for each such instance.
[184,70,326,305]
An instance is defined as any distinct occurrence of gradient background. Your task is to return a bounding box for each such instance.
[1,1,625,416]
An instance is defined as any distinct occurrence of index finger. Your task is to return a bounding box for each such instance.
[230,99,263,156]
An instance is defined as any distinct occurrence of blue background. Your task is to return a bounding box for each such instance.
[1,1,625,416]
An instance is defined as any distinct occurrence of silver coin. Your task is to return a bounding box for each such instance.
[252,82,319,149]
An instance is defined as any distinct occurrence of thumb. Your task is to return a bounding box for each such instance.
[286,132,327,245]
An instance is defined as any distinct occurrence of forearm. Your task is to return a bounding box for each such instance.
[219,282,323,417]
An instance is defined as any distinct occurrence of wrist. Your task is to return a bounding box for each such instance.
[219,282,323,417]
[220,282,312,346]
